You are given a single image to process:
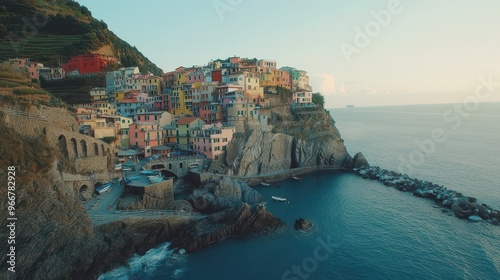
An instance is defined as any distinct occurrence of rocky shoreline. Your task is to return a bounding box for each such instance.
[353,166,500,225]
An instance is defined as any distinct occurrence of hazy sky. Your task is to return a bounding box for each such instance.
[77,0,500,108]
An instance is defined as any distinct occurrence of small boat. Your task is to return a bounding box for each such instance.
[149,176,164,183]
[127,175,140,180]
[122,162,135,168]
[292,176,302,181]
[140,170,157,175]
[261,182,271,187]
[272,196,287,202]
[188,163,199,170]
[114,164,122,170]
[468,215,483,222]
[96,182,111,194]
[122,167,132,171]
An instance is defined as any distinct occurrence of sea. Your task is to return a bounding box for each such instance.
[100,103,500,280]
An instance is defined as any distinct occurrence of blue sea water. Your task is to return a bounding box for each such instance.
[101,103,500,280]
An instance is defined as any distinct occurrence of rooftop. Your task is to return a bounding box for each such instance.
[176,117,199,125]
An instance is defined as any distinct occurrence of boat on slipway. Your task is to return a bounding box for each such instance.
[140,170,157,175]
[96,182,111,194]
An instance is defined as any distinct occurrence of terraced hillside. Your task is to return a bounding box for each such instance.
[0,65,61,106]
[0,35,83,67]
[0,0,163,74]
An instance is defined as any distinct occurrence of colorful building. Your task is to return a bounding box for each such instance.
[38,67,65,80]
[165,117,206,150]
[92,101,116,115]
[61,54,115,75]
[90,87,107,101]
[129,122,166,157]
[135,111,172,127]
[293,91,313,104]
[26,61,43,80]
[192,123,235,160]
[222,90,259,125]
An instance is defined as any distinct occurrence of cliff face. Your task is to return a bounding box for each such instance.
[224,100,352,176]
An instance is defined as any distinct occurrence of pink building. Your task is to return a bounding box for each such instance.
[129,122,165,157]
[192,123,235,160]
[26,61,43,80]
[186,68,205,84]
[135,111,172,127]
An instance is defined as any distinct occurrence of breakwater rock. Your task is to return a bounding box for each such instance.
[170,203,285,252]
[353,166,500,225]
[294,218,313,231]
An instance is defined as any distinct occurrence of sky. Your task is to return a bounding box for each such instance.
[77,0,500,108]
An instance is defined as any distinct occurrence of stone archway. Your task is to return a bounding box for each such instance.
[152,164,165,170]
[79,185,90,201]
[94,143,99,156]
[80,140,88,157]
[58,135,69,159]
[71,138,78,158]
[180,162,183,169]
[160,170,178,179]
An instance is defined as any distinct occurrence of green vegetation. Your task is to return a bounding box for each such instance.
[0,0,163,74]
[40,74,105,104]
[312,92,325,107]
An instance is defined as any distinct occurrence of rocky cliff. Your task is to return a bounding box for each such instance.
[188,176,264,212]
[170,203,285,252]
[222,98,361,176]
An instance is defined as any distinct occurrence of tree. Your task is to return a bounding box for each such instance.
[312,92,325,107]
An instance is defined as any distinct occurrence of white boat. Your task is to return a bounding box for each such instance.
[122,167,132,171]
[96,182,111,194]
[292,176,302,181]
[188,163,200,170]
[272,196,287,202]
[140,170,157,175]
[468,215,483,222]
[261,182,271,186]
[114,164,122,170]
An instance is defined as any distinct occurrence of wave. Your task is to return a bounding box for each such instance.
[99,242,187,280]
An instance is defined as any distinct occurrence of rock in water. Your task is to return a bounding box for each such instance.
[294,218,313,231]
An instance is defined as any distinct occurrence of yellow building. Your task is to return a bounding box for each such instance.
[92,101,116,115]
[114,91,125,101]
